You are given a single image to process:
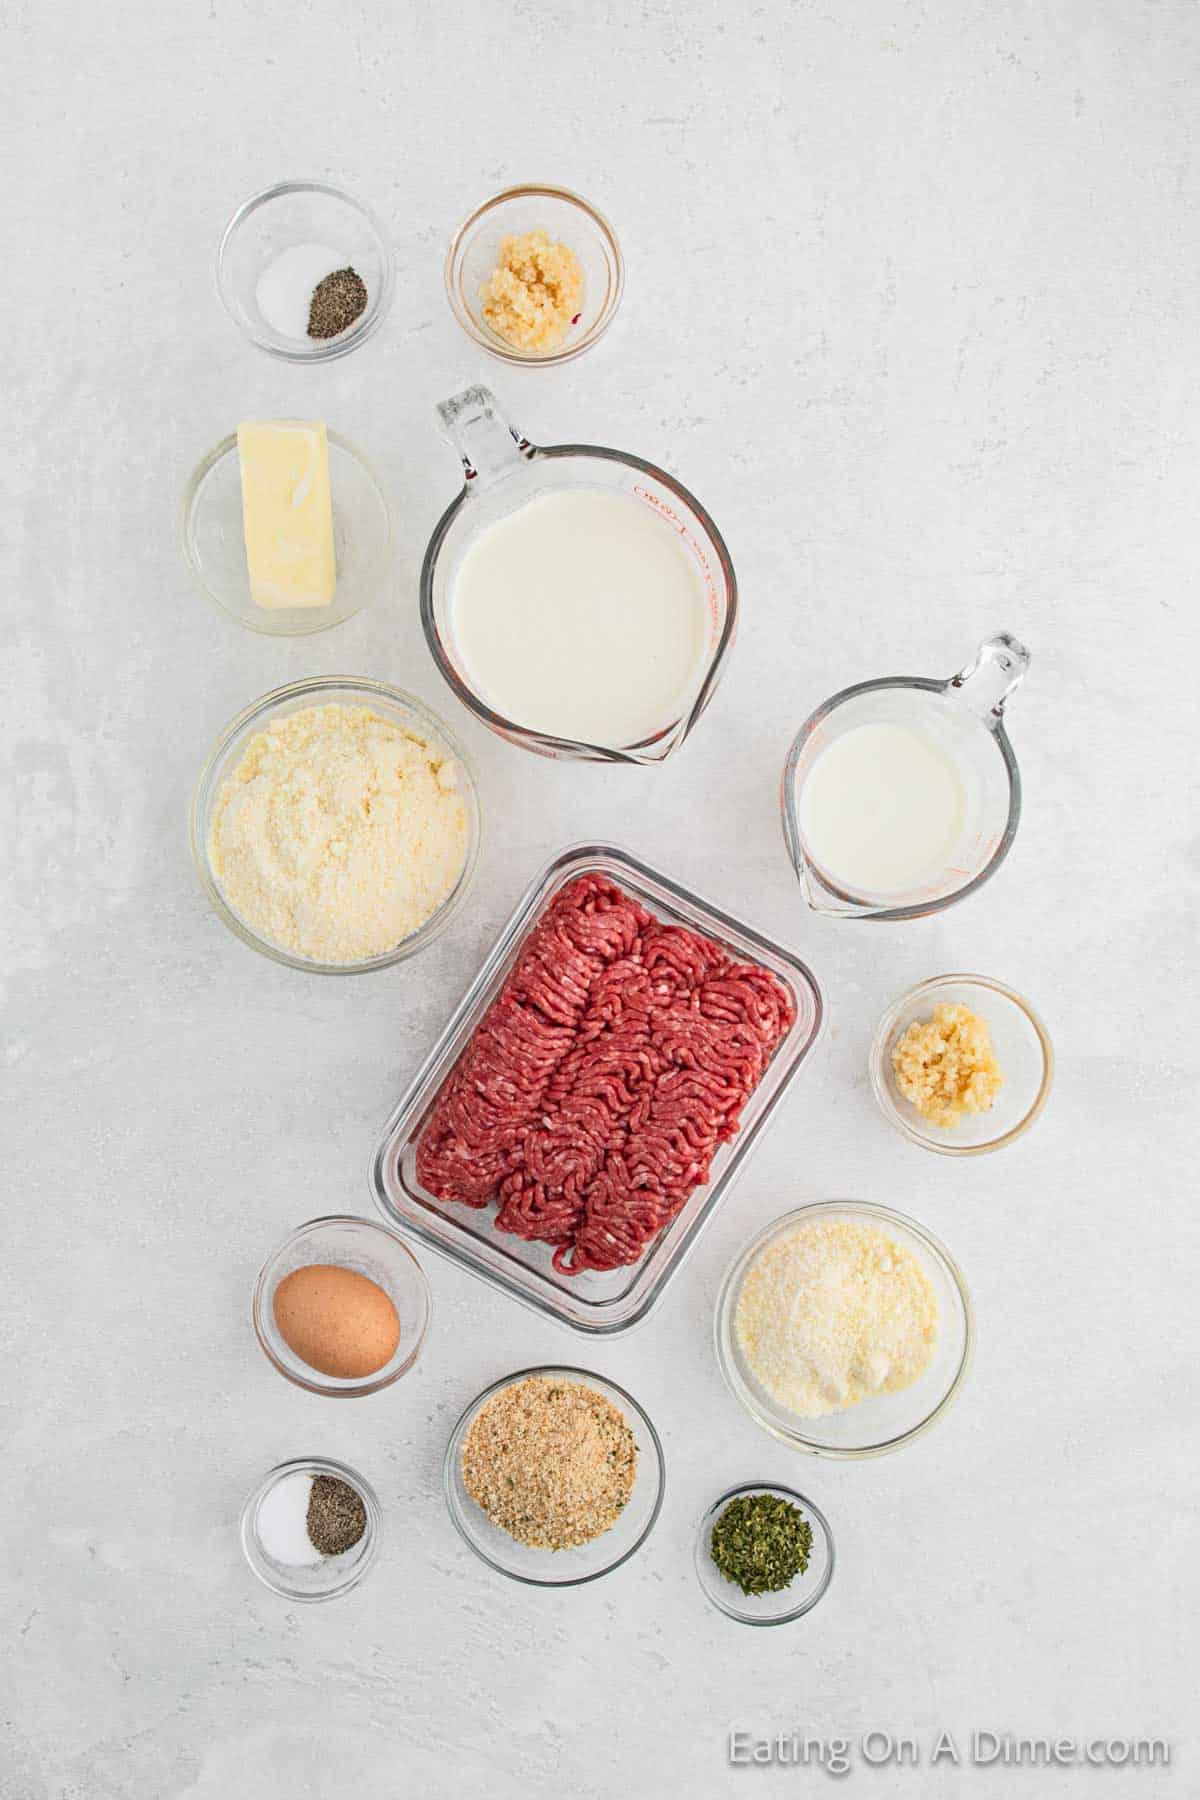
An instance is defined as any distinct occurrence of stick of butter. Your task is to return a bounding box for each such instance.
[237,420,336,609]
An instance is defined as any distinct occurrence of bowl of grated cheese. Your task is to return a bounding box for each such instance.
[715,1201,973,1458]
[191,677,481,973]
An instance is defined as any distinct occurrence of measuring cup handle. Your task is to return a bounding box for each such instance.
[948,632,1031,722]
[436,386,535,488]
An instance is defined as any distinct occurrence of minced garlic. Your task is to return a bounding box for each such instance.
[892,1001,1003,1128]
[209,703,467,964]
[736,1220,939,1418]
[479,230,582,354]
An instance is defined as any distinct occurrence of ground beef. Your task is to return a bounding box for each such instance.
[415,875,796,1275]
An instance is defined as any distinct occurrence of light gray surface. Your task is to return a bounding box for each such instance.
[3,3,1198,1796]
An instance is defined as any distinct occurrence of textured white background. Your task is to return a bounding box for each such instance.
[3,2,1198,1796]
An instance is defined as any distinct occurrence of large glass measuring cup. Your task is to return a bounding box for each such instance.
[420,386,737,764]
[782,634,1030,920]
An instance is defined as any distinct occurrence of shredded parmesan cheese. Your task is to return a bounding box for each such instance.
[735,1219,940,1418]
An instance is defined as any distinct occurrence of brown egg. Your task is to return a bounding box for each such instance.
[272,1264,401,1379]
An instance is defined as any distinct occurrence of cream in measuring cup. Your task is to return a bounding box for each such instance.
[783,634,1030,921]
[421,386,737,764]
[451,488,710,748]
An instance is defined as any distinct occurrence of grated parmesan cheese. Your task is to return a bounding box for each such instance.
[735,1219,940,1418]
[209,702,468,964]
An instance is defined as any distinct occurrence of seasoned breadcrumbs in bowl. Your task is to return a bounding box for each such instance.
[443,1365,665,1586]
[460,1375,635,1549]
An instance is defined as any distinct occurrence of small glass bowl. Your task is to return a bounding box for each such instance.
[240,1457,380,1601]
[190,676,482,974]
[217,181,394,361]
[443,1366,665,1586]
[694,1483,835,1626]
[252,1216,431,1397]
[716,1202,973,1458]
[180,428,391,637]
[444,185,623,366]
[870,974,1054,1156]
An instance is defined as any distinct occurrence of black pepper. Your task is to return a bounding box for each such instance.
[306,1474,367,1556]
[308,266,369,340]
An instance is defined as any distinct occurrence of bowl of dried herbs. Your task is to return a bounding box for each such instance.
[695,1483,834,1624]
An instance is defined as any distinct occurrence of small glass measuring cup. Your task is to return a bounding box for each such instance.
[781,634,1030,920]
[419,386,737,764]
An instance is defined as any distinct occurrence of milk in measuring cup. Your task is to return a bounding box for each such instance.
[796,721,967,896]
[449,489,710,748]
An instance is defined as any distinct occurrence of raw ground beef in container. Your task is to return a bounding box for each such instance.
[415,874,796,1274]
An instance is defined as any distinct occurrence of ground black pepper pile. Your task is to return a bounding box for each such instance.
[306,1474,367,1556]
[308,267,368,339]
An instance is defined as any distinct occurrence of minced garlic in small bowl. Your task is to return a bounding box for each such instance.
[191,677,481,973]
[892,1002,1003,1128]
[870,975,1054,1156]
[445,185,623,366]
[480,231,582,356]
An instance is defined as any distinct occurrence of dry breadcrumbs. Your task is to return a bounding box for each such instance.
[479,231,583,354]
[892,1001,1004,1128]
[461,1376,637,1550]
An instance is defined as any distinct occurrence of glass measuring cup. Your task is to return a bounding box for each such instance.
[781,634,1030,920]
[419,386,737,763]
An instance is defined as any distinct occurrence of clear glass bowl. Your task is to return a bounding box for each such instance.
[252,1215,431,1397]
[445,185,623,365]
[870,974,1054,1155]
[217,181,394,361]
[240,1456,380,1601]
[372,844,824,1333]
[443,1366,664,1586]
[190,676,481,973]
[180,428,391,637]
[694,1482,835,1626]
[715,1201,973,1458]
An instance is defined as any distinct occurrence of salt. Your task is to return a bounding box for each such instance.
[255,1472,321,1565]
[255,243,341,340]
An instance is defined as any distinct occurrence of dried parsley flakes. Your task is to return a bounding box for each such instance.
[710,1492,813,1596]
